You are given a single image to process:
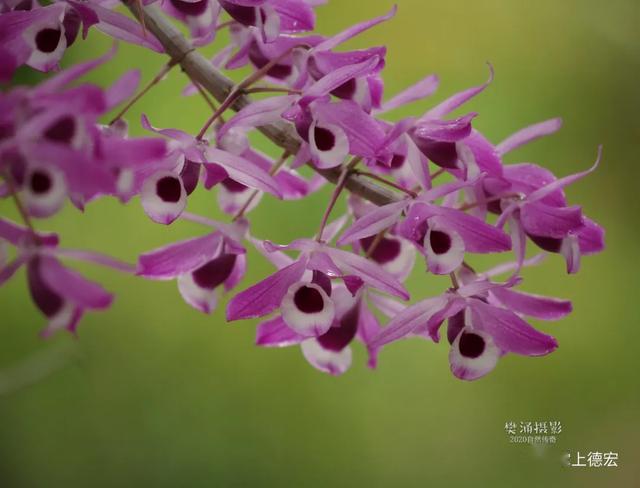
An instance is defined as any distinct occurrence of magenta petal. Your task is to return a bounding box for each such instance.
[312,100,389,159]
[371,296,449,347]
[337,199,408,245]
[314,5,396,51]
[413,113,476,142]
[490,287,572,320]
[379,74,439,113]
[51,248,135,274]
[430,206,511,253]
[520,202,584,238]
[497,118,563,155]
[227,258,307,320]
[205,148,282,196]
[357,300,382,368]
[0,255,27,286]
[217,95,297,140]
[256,315,305,347]
[272,0,315,32]
[578,217,605,255]
[85,3,164,52]
[469,299,558,356]
[460,130,503,176]
[0,218,59,247]
[137,232,223,279]
[39,256,113,309]
[326,247,409,300]
[425,64,494,119]
[299,55,380,106]
[105,69,140,109]
[527,146,602,204]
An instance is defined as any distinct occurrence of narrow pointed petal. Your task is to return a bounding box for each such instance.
[256,315,305,347]
[526,147,602,204]
[413,113,476,142]
[0,255,27,286]
[312,100,389,160]
[338,199,408,245]
[205,148,282,196]
[371,296,449,347]
[137,232,223,279]
[424,64,494,119]
[105,69,141,109]
[217,95,297,140]
[497,118,563,155]
[35,43,117,94]
[314,5,397,52]
[357,300,383,368]
[520,202,584,238]
[326,247,409,299]
[84,2,164,52]
[227,258,307,320]
[469,299,558,356]
[578,217,605,255]
[490,287,572,320]
[430,206,511,253]
[379,74,439,113]
[0,218,58,247]
[299,55,380,107]
[39,256,113,310]
[561,234,581,274]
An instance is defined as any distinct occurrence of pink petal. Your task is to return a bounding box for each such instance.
[371,296,449,347]
[424,64,494,119]
[205,148,282,196]
[256,315,305,347]
[490,287,572,320]
[39,256,113,309]
[227,258,307,320]
[314,5,396,51]
[326,247,409,299]
[379,74,439,113]
[137,232,223,279]
[337,199,408,245]
[497,118,563,156]
[469,299,558,356]
[520,202,584,238]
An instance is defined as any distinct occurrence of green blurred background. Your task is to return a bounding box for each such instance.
[1,0,639,486]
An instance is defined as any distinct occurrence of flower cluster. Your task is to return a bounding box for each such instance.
[0,0,604,380]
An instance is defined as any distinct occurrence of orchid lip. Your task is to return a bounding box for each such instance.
[35,28,62,53]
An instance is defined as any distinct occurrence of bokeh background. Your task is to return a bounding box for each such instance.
[1,0,639,486]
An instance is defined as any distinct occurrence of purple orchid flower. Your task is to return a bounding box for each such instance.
[339,179,512,275]
[0,0,163,81]
[137,218,247,313]
[371,266,562,381]
[255,283,386,375]
[493,147,605,274]
[160,0,222,46]
[219,0,317,43]
[0,47,168,217]
[227,221,409,337]
[140,114,282,223]
[218,55,392,170]
[0,217,133,337]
